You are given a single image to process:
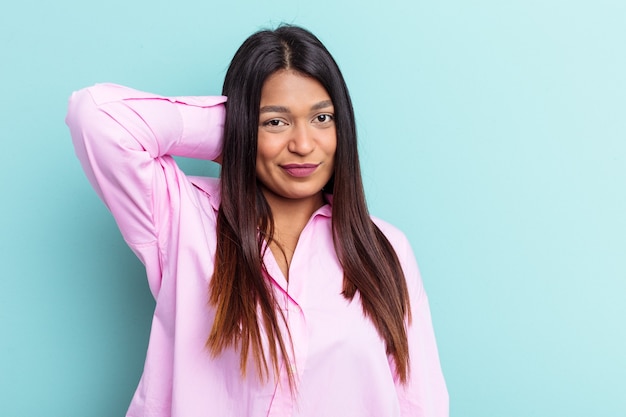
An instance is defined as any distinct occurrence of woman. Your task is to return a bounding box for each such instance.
[66,25,448,417]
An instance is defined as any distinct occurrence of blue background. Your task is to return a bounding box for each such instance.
[1,0,625,415]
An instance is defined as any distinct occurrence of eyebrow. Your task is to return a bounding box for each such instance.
[259,100,334,114]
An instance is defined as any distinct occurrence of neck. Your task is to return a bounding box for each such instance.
[260,188,326,280]
[263,189,325,235]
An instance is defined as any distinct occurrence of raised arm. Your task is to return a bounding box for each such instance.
[65,83,226,295]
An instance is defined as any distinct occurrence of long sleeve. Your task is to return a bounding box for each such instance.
[65,83,448,417]
[390,229,450,417]
[65,83,226,296]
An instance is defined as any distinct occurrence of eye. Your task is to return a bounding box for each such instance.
[261,118,290,132]
[313,113,334,124]
[263,119,287,127]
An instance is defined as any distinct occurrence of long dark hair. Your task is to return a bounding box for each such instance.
[207,25,412,387]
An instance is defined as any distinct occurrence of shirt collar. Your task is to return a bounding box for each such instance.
[190,176,333,218]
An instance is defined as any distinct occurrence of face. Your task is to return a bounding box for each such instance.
[256,70,337,207]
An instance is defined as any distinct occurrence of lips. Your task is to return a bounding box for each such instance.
[280,163,320,178]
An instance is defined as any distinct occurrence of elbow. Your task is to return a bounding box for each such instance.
[65,87,98,131]
[65,86,110,170]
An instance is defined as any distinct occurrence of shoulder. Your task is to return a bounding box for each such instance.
[371,216,424,295]
[371,216,411,252]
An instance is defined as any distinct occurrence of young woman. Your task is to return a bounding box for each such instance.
[66,25,448,417]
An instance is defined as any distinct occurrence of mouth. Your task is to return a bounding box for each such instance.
[280,163,320,178]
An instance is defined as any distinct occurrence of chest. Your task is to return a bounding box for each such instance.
[262,228,387,366]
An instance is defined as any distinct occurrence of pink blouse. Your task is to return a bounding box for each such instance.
[66,83,448,417]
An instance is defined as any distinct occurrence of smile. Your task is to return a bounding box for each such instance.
[280,163,320,178]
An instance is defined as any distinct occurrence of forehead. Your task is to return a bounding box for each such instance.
[260,70,331,108]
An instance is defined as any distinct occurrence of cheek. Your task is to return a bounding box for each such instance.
[255,135,270,162]
[255,145,271,166]
[325,131,338,157]
[257,131,289,156]
[255,137,282,172]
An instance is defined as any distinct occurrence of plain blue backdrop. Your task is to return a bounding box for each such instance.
[1,0,625,416]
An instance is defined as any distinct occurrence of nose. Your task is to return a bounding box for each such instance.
[288,123,315,155]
